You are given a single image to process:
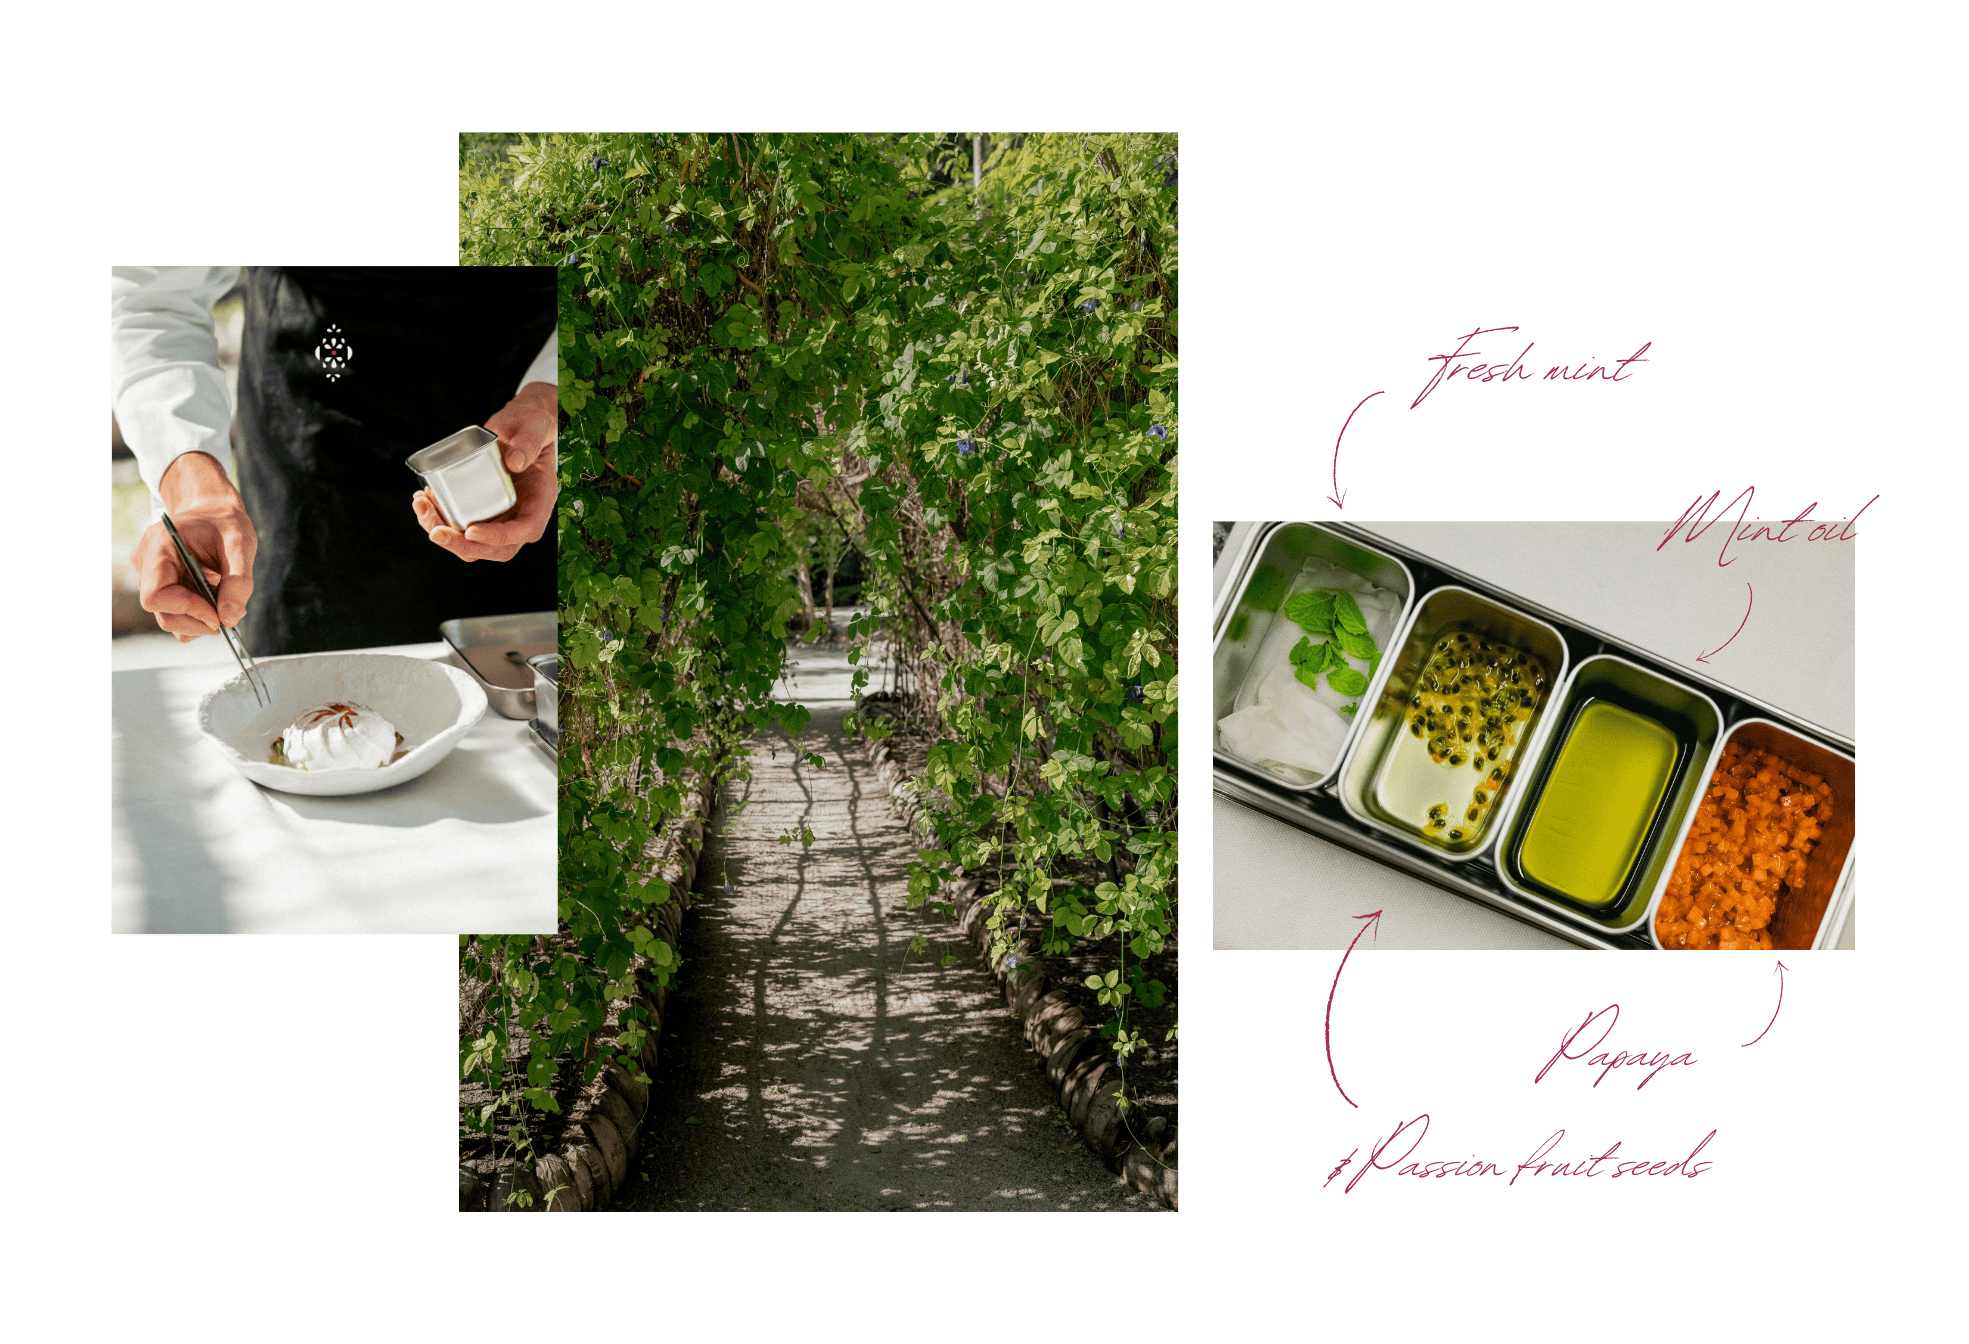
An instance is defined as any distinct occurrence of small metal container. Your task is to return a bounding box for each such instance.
[1212,521,1415,791]
[439,611,557,720]
[407,426,516,529]
[1492,655,1723,933]
[1335,585,1569,862]
[1646,718,1856,951]
[528,653,558,734]
[527,718,558,762]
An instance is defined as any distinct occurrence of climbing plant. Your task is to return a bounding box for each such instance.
[841,134,1179,1099]
[455,131,1176,1152]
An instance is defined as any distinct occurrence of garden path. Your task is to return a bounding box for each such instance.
[615,643,1155,1211]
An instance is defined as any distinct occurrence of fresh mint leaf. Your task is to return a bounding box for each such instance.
[1326,664,1369,697]
[1283,590,1336,634]
[1332,625,1377,662]
[1289,636,1332,690]
[1332,590,1369,635]
[1339,701,1359,717]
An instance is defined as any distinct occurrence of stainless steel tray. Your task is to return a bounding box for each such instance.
[439,611,558,721]
[1213,523,1857,951]
[526,718,557,762]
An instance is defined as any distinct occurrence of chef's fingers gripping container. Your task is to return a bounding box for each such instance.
[1212,523,1856,950]
[1212,521,1415,792]
[407,426,517,529]
[1491,654,1723,933]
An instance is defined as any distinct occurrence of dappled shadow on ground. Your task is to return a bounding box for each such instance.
[618,701,1153,1212]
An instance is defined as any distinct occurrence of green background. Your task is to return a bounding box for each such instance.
[26,0,1953,1338]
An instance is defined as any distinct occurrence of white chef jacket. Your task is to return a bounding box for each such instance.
[109,266,558,522]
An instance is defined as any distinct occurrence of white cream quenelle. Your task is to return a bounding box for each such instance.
[279,701,399,770]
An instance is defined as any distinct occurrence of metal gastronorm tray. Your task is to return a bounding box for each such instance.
[1212,522,1857,950]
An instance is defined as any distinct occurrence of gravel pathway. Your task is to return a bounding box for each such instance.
[615,645,1155,1211]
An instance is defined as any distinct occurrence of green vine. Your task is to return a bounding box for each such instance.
[456,131,1176,1154]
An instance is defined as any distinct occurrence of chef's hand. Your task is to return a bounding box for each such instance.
[413,380,559,563]
[132,450,258,642]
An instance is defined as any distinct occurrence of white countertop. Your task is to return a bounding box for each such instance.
[112,636,557,934]
[1212,521,1857,950]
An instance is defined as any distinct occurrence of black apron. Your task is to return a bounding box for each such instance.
[236,267,558,656]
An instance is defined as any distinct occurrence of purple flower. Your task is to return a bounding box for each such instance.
[1148,424,1167,440]
[956,440,975,458]
[1003,954,1022,971]
[1078,298,1100,314]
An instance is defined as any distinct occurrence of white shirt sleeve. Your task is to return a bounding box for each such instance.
[518,325,558,393]
[110,266,241,521]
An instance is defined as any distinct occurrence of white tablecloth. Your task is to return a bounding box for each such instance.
[112,639,556,934]
[1212,522,1858,950]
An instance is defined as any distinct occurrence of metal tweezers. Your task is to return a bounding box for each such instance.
[160,513,269,706]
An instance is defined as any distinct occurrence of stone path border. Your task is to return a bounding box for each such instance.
[859,706,1178,1211]
[461,768,721,1212]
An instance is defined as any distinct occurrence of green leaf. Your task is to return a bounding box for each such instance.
[1331,624,1377,662]
[1288,636,1329,672]
[1290,636,1332,690]
[1332,590,1369,635]
[1283,590,1335,634]
[1326,664,1369,696]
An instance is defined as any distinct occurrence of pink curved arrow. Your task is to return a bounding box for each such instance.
[1697,582,1753,664]
[1325,909,1383,1107]
[1329,391,1384,510]
[1741,960,1788,1047]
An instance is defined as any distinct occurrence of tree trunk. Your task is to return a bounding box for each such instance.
[796,563,815,630]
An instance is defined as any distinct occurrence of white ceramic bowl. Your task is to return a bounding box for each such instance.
[197,653,489,797]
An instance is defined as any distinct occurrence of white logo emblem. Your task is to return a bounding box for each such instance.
[314,324,353,382]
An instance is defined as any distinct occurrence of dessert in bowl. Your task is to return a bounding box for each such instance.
[198,653,488,797]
